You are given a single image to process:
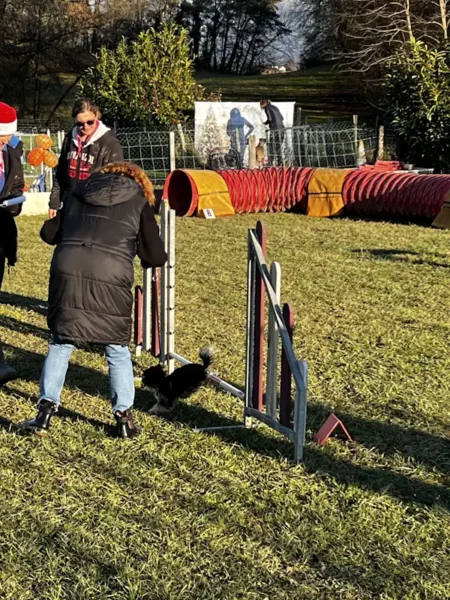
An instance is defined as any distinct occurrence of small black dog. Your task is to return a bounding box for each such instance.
[143,348,213,415]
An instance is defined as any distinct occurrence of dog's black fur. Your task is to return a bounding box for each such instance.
[143,348,213,414]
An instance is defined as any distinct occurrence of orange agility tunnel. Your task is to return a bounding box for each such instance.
[162,169,234,217]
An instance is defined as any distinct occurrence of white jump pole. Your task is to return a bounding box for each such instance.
[143,267,152,352]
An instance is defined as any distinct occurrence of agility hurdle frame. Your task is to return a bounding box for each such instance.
[136,201,308,462]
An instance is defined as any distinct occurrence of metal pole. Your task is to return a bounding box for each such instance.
[143,268,151,352]
[252,222,266,412]
[134,286,143,357]
[244,232,256,428]
[266,262,281,419]
[167,208,176,374]
[160,202,169,366]
[170,352,244,400]
[293,360,308,463]
[280,303,295,428]
[151,268,161,358]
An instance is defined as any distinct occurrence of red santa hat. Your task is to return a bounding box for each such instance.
[0,102,17,136]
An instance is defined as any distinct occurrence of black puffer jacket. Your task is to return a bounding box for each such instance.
[45,173,167,345]
[0,138,25,266]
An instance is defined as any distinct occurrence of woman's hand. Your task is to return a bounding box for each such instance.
[48,209,57,219]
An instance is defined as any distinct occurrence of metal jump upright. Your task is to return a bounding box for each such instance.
[135,202,308,462]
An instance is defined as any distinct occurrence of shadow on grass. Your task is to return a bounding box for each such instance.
[352,248,450,269]
[0,292,48,316]
[3,388,114,435]
[2,343,449,509]
[173,401,450,509]
[0,315,50,341]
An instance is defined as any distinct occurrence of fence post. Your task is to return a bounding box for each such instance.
[353,114,359,162]
[177,123,187,152]
[46,129,53,191]
[252,221,267,412]
[248,134,257,169]
[378,125,385,161]
[266,262,281,419]
[169,131,176,172]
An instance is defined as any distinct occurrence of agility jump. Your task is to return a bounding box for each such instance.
[135,202,308,462]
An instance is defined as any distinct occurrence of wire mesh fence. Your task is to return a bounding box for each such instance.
[17,119,72,134]
[17,120,385,193]
[117,121,380,185]
[16,132,57,192]
[275,123,378,168]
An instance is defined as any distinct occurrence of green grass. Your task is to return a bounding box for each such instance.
[1,213,450,599]
[197,67,370,121]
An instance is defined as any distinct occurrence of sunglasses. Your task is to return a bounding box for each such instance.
[76,119,96,128]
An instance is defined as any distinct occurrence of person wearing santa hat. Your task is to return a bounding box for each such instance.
[0,101,24,386]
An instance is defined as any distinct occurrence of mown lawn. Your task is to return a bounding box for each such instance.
[8,67,369,124]
[0,213,449,599]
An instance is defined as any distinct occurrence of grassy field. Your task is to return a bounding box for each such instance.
[197,67,370,121]
[1,213,449,599]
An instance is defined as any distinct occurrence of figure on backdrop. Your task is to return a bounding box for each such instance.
[22,163,166,438]
[48,98,123,219]
[226,108,254,165]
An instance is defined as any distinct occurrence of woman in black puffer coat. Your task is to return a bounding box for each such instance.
[22,163,167,438]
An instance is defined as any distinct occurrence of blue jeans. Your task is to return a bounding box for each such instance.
[39,338,135,413]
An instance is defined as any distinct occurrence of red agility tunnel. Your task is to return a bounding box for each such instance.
[163,167,450,221]
[342,171,450,220]
[164,167,315,216]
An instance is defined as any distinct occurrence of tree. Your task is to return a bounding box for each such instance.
[177,0,289,74]
[334,0,450,74]
[0,0,94,118]
[281,0,340,66]
[79,24,217,126]
[384,39,450,171]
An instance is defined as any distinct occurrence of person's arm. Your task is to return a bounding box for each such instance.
[40,211,61,246]
[9,144,25,199]
[103,134,124,166]
[244,119,254,141]
[49,134,70,213]
[137,203,167,268]
[264,106,274,127]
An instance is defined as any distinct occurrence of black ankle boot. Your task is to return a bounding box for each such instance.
[114,409,140,439]
[22,400,58,436]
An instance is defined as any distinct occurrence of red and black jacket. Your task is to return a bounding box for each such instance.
[49,123,123,210]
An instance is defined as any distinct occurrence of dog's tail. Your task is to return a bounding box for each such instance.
[199,347,214,370]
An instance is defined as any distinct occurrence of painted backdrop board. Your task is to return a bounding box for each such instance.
[195,101,295,167]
